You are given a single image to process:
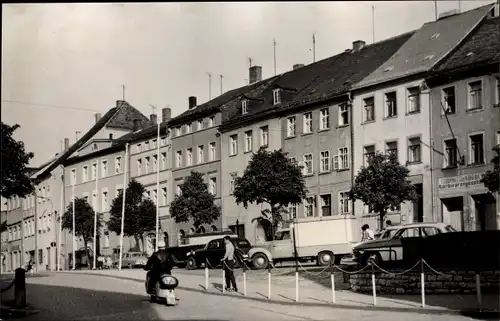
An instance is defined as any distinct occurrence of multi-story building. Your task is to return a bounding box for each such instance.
[351,5,494,229]
[1,209,7,273]
[426,15,500,231]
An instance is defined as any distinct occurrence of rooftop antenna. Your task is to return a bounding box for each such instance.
[372,4,376,43]
[273,39,277,76]
[312,34,316,63]
[207,72,212,100]
[434,0,438,20]
[122,84,125,101]
[220,75,223,95]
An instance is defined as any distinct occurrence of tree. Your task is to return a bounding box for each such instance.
[108,179,156,252]
[1,122,34,198]
[169,171,221,230]
[480,151,499,194]
[232,148,307,241]
[62,197,102,269]
[350,152,418,230]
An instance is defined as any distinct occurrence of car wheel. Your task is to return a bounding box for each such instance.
[186,257,197,270]
[317,251,334,266]
[252,253,269,270]
[363,252,382,266]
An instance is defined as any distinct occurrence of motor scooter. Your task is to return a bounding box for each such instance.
[145,273,179,306]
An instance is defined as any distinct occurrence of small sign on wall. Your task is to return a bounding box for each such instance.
[438,173,485,190]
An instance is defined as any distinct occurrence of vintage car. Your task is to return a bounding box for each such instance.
[353,222,457,266]
[185,237,252,270]
[121,252,148,268]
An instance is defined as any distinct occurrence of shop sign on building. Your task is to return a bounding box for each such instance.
[438,173,485,190]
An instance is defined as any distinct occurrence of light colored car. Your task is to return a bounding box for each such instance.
[353,222,457,266]
[122,252,148,268]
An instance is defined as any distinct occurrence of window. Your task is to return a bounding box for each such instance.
[208,116,215,127]
[101,190,108,212]
[186,149,192,166]
[363,145,375,167]
[229,135,238,156]
[244,131,252,152]
[70,168,76,185]
[288,204,297,220]
[82,193,89,203]
[338,104,349,126]
[209,177,217,195]
[82,166,88,182]
[161,187,167,205]
[144,141,149,150]
[161,152,167,170]
[185,123,192,134]
[242,100,248,114]
[442,87,456,114]
[320,151,330,172]
[176,151,182,168]
[273,89,281,105]
[335,147,349,170]
[385,92,397,118]
[287,116,296,137]
[289,156,297,164]
[91,163,97,180]
[197,119,204,131]
[407,86,421,113]
[320,194,331,216]
[339,192,350,214]
[197,145,204,164]
[229,177,235,194]
[363,97,375,122]
[115,156,122,173]
[175,127,181,137]
[303,154,313,175]
[103,231,110,248]
[497,131,500,146]
[209,142,216,161]
[444,139,458,168]
[260,126,269,147]
[151,139,156,149]
[305,197,315,217]
[101,160,108,178]
[137,159,143,176]
[303,112,312,133]
[92,191,98,210]
[144,190,151,199]
[408,137,421,163]
[469,134,484,165]
[319,108,330,130]
[152,189,158,204]
[468,81,482,110]
[385,141,398,162]
[152,154,158,171]
[175,185,182,196]
[161,137,167,146]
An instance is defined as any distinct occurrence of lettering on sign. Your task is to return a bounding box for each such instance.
[438,173,485,190]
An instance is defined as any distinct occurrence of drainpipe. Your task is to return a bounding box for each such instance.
[347,92,355,218]
[424,81,435,223]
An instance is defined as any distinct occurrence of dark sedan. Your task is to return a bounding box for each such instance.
[185,237,252,270]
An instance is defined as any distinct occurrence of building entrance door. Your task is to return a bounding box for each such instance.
[473,193,497,231]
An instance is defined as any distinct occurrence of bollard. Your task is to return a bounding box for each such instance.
[476,273,482,307]
[295,271,299,302]
[370,262,377,306]
[204,258,209,291]
[267,263,272,299]
[243,262,247,296]
[420,259,426,308]
[330,259,336,303]
[221,262,225,293]
[14,268,26,309]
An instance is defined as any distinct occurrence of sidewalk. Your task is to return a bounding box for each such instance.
[61,269,499,315]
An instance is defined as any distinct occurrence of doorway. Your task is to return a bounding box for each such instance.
[441,197,464,231]
[472,193,497,231]
[413,183,423,223]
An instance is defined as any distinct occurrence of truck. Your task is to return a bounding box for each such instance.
[246,216,359,269]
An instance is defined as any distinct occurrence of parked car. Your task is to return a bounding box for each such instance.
[121,252,148,268]
[185,237,252,270]
[353,222,457,266]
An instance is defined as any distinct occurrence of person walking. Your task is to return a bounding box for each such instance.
[361,224,375,242]
[221,236,238,292]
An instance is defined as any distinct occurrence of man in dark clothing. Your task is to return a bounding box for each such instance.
[221,236,238,292]
[144,240,174,294]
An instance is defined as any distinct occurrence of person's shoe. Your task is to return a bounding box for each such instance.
[233,288,238,292]
[224,287,232,292]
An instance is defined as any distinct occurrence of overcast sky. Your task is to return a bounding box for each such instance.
[1,1,492,166]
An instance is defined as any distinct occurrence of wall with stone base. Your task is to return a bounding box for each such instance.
[348,270,500,294]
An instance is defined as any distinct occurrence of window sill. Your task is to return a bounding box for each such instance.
[336,124,349,129]
[229,153,238,158]
[336,168,350,172]
[467,163,485,168]
[260,145,269,149]
[441,165,458,171]
[362,120,375,125]
[302,132,314,137]
[318,170,331,176]
[406,161,422,166]
[466,107,483,114]
[243,150,252,154]
[440,113,457,118]
[383,116,398,120]
[303,173,314,178]
[285,135,296,140]
[406,110,421,116]
[318,128,330,133]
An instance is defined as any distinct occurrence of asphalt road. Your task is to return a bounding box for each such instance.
[0,273,493,321]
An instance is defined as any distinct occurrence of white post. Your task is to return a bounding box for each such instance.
[222,268,225,293]
[371,272,377,306]
[57,168,63,271]
[155,121,160,251]
[476,273,482,307]
[72,182,76,270]
[93,160,99,270]
[295,271,299,302]
[118,143,129,271]
[243,270,247,296]
[204,265,209,290]
[421,272,426,308]
[331,273,336,303]
[268,271,272,299]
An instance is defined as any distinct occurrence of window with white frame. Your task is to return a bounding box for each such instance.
[303,154,313,175]
[244,131,253,152]
[186,149,192,166]
[185,123,192,134]
[101,160,107,178]
[161,152,167,169]
[289,156,297,164]
[305,197,315,217]
[363,97,375,122]
[229,135,238,156]
[176,151,182,168]
[303,112,312,133]
[161,137,167,146]
[208,116,215,127]
[197,119,204,131]
[444,138,458,168]
[407,86,421,113]
[320,151,330,172]
[151,139,157,149]
[442,86,456,114]
[70,168,76,185]
[363,145,375,167]
[209,177,217,195]
[385,141,398,162]
[175,127,181,136]
[229,173,237,194]
[408,137,421,163]
[144,141,149,150]
[242,100,248,114]
[320,194,332,216]
[335,147,349,170]
[260,126,269,147]
[152,154,158,171]
[209,142,216,161]
[338,104,349,126]
[176,185,182,196]
[385,92,397,117]
[339,192,350,214]
[91,163,97,180]
[144,190,151,199]
[101,190,109,212]
[103,230,110,248]
[469,133,484,165]
[273,89,282,105]
[468,80,482,110]
[137,159,143,176]
[145,156,150,173]
[82,165,88,182]
[92,190,98,211]
[152,189,158,204]
[115,156,122,173]
[319,108,330,130]
[137,143,142,153]
[197,145,204,164]
[161,187,167,205]
[287,204,297,220]
[287,116,296,137]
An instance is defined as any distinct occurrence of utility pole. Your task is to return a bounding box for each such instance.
[207,73,212,100]
[312,34,316,63]
[220,75,223,95]
[434,0,438,20]
[273,39,277,76]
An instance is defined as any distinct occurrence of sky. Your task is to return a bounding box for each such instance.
[1,1,493,166]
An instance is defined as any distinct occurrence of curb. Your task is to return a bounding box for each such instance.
[58,271,499,317]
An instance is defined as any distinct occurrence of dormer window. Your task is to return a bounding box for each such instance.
[273,89,282,105]
[242,100,248,114]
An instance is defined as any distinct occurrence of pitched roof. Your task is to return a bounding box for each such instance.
[112,122,169,146]
[353,4,494,90]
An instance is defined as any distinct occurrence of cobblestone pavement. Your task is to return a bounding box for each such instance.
[2,273,495,321]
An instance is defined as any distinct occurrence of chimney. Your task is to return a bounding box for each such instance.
[188,96,197,109]
[116,100,125,108]
[162,107,171,122]
[150,114,158,124]
[64,138,70,151]
[133,119,141,131]
[293,64,305,70]
[109,133,113,140]
[94,113,102,124]
[352,40,366,51]
[249,66,262,84]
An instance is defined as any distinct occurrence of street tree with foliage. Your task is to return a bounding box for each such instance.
[233,148,307,241]
[62,197,102,269]
[480,151,499,194]
[1,122,35,198]
[108,179,156,252]
[169,171,221,231]
[350,152,418,230]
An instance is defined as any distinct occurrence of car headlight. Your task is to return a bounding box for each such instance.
[242,254,249,259]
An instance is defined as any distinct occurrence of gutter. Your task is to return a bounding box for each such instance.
[348,92,355,218]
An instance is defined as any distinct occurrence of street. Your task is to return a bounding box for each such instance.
[1,273,494,321]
